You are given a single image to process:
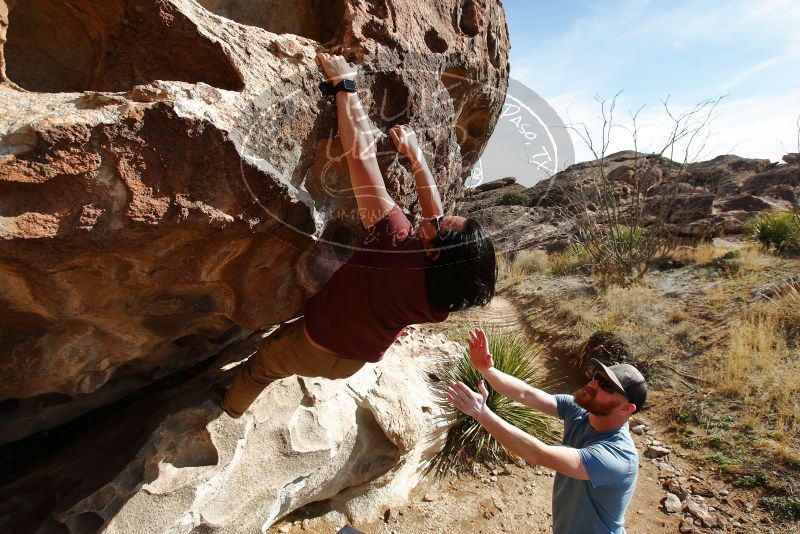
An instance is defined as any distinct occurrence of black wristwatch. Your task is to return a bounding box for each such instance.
[333,79,357,94]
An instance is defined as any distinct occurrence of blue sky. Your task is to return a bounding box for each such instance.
[487,0,800,169]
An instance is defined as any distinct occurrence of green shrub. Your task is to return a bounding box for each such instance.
[496,192,533,207]
[594,227,649,266]
[604,227,648,251]
[592,317,619,333]
[707,451,735,466]
[582,226,655,286]
[676,408,702,425]
[745,211,800,254]
[432,329,558,473]
[550,244,592,275]
[734,472,769,488]
[761,496,800,520]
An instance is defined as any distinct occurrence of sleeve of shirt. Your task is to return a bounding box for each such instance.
[361,204,413,250]
[578,444,634,488]
[555,394,581,422]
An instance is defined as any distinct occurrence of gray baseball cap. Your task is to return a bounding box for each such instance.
[590,358,648,413]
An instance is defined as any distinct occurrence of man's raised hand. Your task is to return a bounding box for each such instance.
[468,328,494,373]
[316,52,357,84]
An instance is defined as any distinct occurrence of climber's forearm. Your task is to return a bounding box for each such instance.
[335,92,394,227]
[408,149,443,219]
[335,92,376,160]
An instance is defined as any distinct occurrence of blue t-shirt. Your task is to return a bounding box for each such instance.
[552,394,638,534]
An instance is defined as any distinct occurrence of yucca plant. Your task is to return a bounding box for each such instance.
[600,227,648,257]
[429,329,559,475]
[585,226,653,285]
[550,243,591,275]
[745,211,800,254]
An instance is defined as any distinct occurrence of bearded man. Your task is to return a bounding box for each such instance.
[447,328,648,534]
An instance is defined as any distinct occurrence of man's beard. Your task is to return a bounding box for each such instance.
[573,386,618,416]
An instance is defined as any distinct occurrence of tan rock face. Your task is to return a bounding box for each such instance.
[0,0,509,441]
[0,328,462,533]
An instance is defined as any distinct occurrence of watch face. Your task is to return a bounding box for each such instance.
[343,79,357,91]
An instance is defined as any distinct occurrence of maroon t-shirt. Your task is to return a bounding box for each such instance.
[304,205,449,362]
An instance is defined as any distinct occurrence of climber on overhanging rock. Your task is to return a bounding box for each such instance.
[214,53,497,419]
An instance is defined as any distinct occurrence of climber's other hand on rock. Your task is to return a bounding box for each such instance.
[388,124,421,159]
[317,52,357,84]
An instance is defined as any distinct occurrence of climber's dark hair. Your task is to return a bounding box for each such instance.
[425,218,497,312]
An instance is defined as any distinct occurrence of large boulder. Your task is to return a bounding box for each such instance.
[684,154,772,196]
[717,193,791,213]
[0,0,510,441]
[646,193,715,224]
[783,153,800,165]
[740,164,800,194]
[0,327,462,533]
[473,176,516,192]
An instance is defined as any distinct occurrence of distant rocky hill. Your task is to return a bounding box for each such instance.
[460,151,799,253]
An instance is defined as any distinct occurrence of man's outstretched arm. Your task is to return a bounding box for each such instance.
[318,52,394,229]
[448,381,588,480]
[389,125,443,219]
[467,328,558,417]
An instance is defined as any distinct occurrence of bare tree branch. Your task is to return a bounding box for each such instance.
[556,94,723,286]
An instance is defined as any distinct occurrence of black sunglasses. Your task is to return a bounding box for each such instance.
[592,371,625,396]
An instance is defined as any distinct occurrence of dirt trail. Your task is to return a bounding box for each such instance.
[276,295,695,534]
[442,294,527,330]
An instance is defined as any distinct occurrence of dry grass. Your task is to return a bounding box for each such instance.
[498,249,552,287]
[704,287,800,444]
[666,308,690,324]
[737,243,769,272]
[705,282,733,310]
[603,286,666,321]
[674,242,731,264]
[600,286,678,370]
[674,242,768,274]
[512,279,680,376]
[497,253,524,286]
[542,284,680,373]
[513,249,550,275]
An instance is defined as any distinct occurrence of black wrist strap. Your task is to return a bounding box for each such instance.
[319,79,357,97]
[336,80,354,93]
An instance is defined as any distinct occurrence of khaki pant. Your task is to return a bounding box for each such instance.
[223,317,365,417]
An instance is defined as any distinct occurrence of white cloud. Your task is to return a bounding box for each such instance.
[716,51,800,93]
